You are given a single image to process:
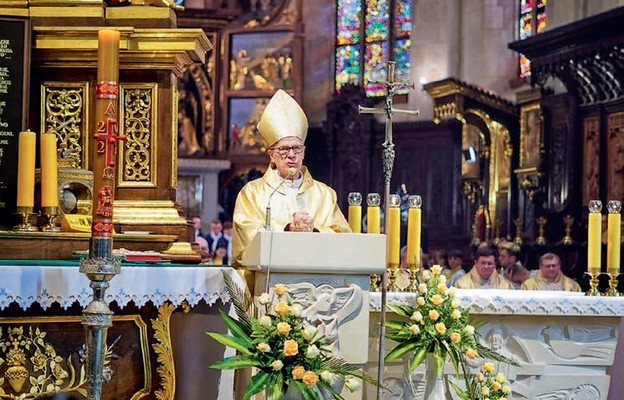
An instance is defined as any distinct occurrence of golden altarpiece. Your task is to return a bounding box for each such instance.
[0,3,244,400]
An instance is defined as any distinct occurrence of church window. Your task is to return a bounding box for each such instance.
[518,0,547,78]
[335,0,412,97]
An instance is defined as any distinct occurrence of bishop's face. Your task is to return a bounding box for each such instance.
[268,136,305,179]
[474,255,497,281]
[540,258,562,281]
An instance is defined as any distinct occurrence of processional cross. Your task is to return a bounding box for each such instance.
[359,61,419,399]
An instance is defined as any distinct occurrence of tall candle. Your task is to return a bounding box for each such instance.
[387,194,401,265]
[348,192,362,233]
[607,200,622,275]
[367,193,380,234]
[406,195,422,267]
[97,29,120,82]
[40,132,58,208]
[16,130,36,208]
[587,200,602,274]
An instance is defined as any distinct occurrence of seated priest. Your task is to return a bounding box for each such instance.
[454,245,514,289]
[521,252,581,291]
[232,89,351,267]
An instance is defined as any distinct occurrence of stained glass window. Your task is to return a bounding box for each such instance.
[518,0,547,78]
[335,0,412,97]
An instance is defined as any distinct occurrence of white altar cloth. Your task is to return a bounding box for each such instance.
[0,263,245,310]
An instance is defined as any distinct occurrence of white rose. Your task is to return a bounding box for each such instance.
[421,270,432,281]
[447,287,456,298]
[416,296,426,306]
[320,370,337,384]
[438,275,447,283]
[418,283,428,294]
[451,309,462,320]
[410,311,423,323]
[451,298,461,308]
[345,377,361,392]
[302,325,318,341]
[256,342,271,353]
[306,344,320,358]
[271,360,283,371]
[259,315,272,328]
[409,324,420,335]
[258,292,271,305]
[292,304,303,316]
[463,325,475,335]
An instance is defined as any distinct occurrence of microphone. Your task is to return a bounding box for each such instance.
[265,168,297,231]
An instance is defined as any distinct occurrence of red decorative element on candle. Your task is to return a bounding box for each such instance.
[93,221,114,236]
[96,81,119,99]
[96,186,114,217]
[94,118,125,167]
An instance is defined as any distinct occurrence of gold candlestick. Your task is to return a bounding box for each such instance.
[513,218,523,245]
[407,264,419,292]
[585,270,601,296]
[42,206,61,232]
[13,206,37,232]
[387,263,399,292]
[369,274,380,292]
[586,200,603,296]
[606,272,620,297]
[536,216,547,245]
[562,215,574,245]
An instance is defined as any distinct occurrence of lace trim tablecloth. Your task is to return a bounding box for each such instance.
[370,289,624,316]
[0,264,246,311]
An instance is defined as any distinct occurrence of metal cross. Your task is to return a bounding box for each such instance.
[359,61,419,400]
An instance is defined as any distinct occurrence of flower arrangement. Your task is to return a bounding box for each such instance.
[453,361,512,400]
[384,265,515,398]
[207,274,379,400]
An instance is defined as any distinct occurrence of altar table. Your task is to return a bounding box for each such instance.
[367,290,624,400]
[0,261,244,400]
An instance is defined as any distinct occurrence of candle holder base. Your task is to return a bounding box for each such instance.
[585,271,602,296]
[606,272,621,297]
[387,263,399,292]
[369,274,380,292]
[407,264,419,293]
[41,207,61,232]
[13,207,37,232]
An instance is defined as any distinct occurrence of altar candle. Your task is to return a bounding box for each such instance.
[40,132,58,208]
[367,193,380,234]
[607,200,621,275]
[387,194,401,265]
[587,200,602,274]
[406,195,422,267]
[16,130,36,208]
[348,192,362,233]
[97,29,120,82]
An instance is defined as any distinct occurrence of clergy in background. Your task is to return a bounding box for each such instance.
[454,245,514,289]
[521,253,581,291]
[232,89,351,267]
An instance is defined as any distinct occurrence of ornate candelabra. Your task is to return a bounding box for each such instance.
[562,215,575,245]
[535,216,547,245]
[513,218,523,245]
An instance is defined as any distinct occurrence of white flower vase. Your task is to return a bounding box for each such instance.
[404,353,448,400]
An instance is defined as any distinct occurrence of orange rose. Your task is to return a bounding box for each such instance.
[277,322,291,336]
[284,339,299,356]
[292,365,305,380]
[431,294,444,306]
[435,322,446,334]
[482,362,495,373]
[465,348,478,359]
[274,283,287,296]
[302,371,319,387]
[450,332,461,343]
[274,302,290,316]
[428,310,440,320]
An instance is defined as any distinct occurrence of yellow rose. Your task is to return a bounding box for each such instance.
[492,381,502,391]
[481,387,490,396]
[284,339,299,356]
[451,298,461,308]
[438,274,447,283]
[447,287,456,297]
[477,372,485,382]
[416,296,426,306]
[502,385,511,394]
[409,324,420,335]
[418,283,428,294]
[465,348,478,359]
[451,309,462,320]
[428,310,440,320]
[495,372,506,383]
[437,283,447,293]
[274,283,287,296]
[256,342,271,353]
[292,365,305,380]
[274,302,290,316]
[482,362,495,373]
[431,294,444,306]
[435,322,446,334]
[277,322,291,336]
[431,265,443,276]
[450,332,461,343]
[302,371,319,387]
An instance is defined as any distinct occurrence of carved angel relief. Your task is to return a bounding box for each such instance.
[285,282,363,357]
